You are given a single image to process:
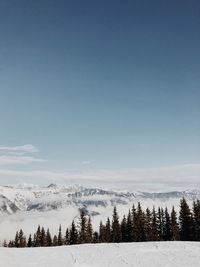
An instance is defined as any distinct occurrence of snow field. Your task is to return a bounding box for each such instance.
[1,242,200,267]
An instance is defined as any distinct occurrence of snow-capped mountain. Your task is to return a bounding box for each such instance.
[0,184,200,215]
[0,195,19,215]
[1,184,200,242]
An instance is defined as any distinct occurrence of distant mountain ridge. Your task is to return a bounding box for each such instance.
[0,184,200,215]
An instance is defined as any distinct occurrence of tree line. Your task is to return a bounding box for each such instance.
[3,197,200,247]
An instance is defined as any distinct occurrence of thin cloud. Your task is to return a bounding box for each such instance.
[0,155,47,165]
[0,144,45,166]
[0,144,39,153]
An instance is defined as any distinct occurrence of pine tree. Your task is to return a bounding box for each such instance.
[92,231,99,243]
[53,235,58,246]
[86,217,93,243]
[35,225,42,247]
[41,227,46,247]
[3,240,7,247]
[19,229,26,247]
[111,206,121,242]
[126,210,133,242]
[163,208,171,241]
[46,228,52,246]
[65,228,69,245]
[69,220,78,245]
[32,234,37,247]
[171,206,180,240]
[193,200,200,241]
[132,204,137,241]
[99,220,106,242]
[121,215,127,242]
[179,198,193,240]
[15,231,19,248]
[145,208,152,241]
[8,241,14,247]
[134,203,146,241]
[27,234,32,247]
[79,210,87,243]
[151,207,159,241]
[157,207,164,241]
[58,225,63,246]
[105,217,111,242]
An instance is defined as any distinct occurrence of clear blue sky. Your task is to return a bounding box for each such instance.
[0,0,199,187]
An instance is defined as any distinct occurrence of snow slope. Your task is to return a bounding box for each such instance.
[1,242,200,267]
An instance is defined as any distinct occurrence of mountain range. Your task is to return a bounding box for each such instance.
[1,183,200,216]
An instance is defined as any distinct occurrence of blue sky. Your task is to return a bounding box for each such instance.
[0,0,200,188]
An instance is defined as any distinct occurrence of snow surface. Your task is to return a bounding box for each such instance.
[1,242,200,267]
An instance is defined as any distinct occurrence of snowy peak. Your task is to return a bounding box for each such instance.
[0,184,200,216]
[47,183,58,189]
[1,184,200,243]
[0,195,19,214]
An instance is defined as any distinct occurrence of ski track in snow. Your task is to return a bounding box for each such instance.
[1,242,200,267]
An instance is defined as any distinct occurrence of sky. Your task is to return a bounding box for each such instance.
[0,0,200,189]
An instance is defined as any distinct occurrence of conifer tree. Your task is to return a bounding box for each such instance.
[157,207,164,241]
[179,198,193,241]
[193,200,200,241]
[86,217,93,243]
[151,207,159,241]
[65,228,69,245]
[35,225,42,247]
[111,206,121,242]
[41,227,46,247]
[145,208,152,241]
[163,208,171,241]
[69,220,78,245]
[99,220,106,242]
[3,240,7,247]
[132,204,137,241]
[92,231,99,243]
[171,206,180,241]
[121,215,127,242]
[58,225,63,246]
[27,234,32,247]
[46,228,52,246]
[15,231,19,248]
[134,203,146,241]
[53,235,58,246]
[18,229,26,247]
[8,241,14,247]
[126,210,133,242]
[79,210,87,243]
[105,217,111,242]
[33,234,37,247]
